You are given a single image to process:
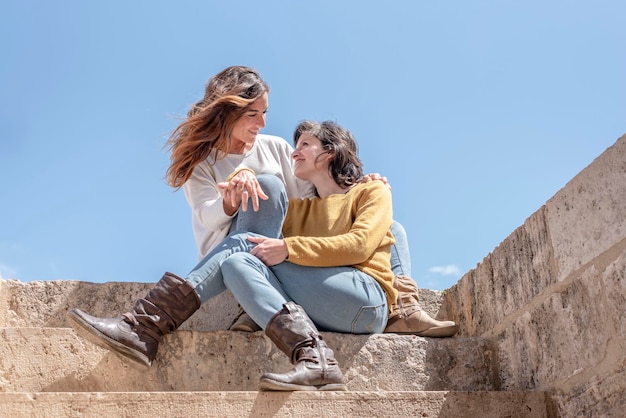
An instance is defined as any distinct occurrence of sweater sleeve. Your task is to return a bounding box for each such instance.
[182,162,234,232]
[284,182,393,267]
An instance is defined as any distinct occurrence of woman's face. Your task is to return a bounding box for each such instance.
[229,92,268,153]
[292,133,332,181]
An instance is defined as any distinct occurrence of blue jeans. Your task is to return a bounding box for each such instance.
[390,220,411,277]
[183,174,405,334]
[221,252,388,333]
[228,174,288,238]
[185,174,287,300]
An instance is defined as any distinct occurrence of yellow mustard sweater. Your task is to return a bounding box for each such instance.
[282,181,398,309]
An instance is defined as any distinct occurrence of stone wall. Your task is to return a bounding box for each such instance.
[442,133,626,417]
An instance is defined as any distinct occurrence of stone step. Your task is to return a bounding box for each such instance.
[0,279,451,331]
[0,391,554,418]
[0,327,496,393]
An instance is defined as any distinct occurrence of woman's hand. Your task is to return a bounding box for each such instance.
[361,172,391,190]
[218,170,269,215]
[247,236,288,266]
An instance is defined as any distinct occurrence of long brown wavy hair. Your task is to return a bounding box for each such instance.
[165,66,269,188]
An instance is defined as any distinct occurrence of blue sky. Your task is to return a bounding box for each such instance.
[1,1,624,290]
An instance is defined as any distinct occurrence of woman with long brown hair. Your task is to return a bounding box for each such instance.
[165,65,412,333]
[167,66,315,260]
[69,119,392,391]
[66,66,455,391]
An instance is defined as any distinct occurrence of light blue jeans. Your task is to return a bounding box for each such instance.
[221,252,388,333]
[390,220,411,277]
[184,174,287,302]
[184,174,409,334]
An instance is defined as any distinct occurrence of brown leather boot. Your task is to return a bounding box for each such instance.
[67,272,200,367]
[259,302,347,391]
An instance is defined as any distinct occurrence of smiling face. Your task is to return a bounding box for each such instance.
[291,132,332,181]
[229,92,268,153]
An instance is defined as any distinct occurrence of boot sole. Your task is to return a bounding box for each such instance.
[66,310,151,368]
[387,324,458,338]
[258,378,347,391]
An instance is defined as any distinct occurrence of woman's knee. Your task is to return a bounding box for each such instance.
[390,220,412,277]
[391,220,408,242]
[256,174,286,196]
[221,252,253,286]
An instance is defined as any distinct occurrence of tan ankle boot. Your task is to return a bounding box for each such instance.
[384,274,458,337]
[384,308,458,337]
[229,307,262,332]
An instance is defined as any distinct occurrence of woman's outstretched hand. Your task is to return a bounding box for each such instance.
[247,236,288,266]
[218,169,269,214]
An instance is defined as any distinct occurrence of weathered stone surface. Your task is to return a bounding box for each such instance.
[0,278,447,331]
[0,278,242,331]
[0,279,8,330]
[441,133,626,418]
[0,327,494,392]
[495,253,626,392]
[552,367,626,418]
[0,391,554,418]
[546,135,626,280]
[443,207,557,337]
